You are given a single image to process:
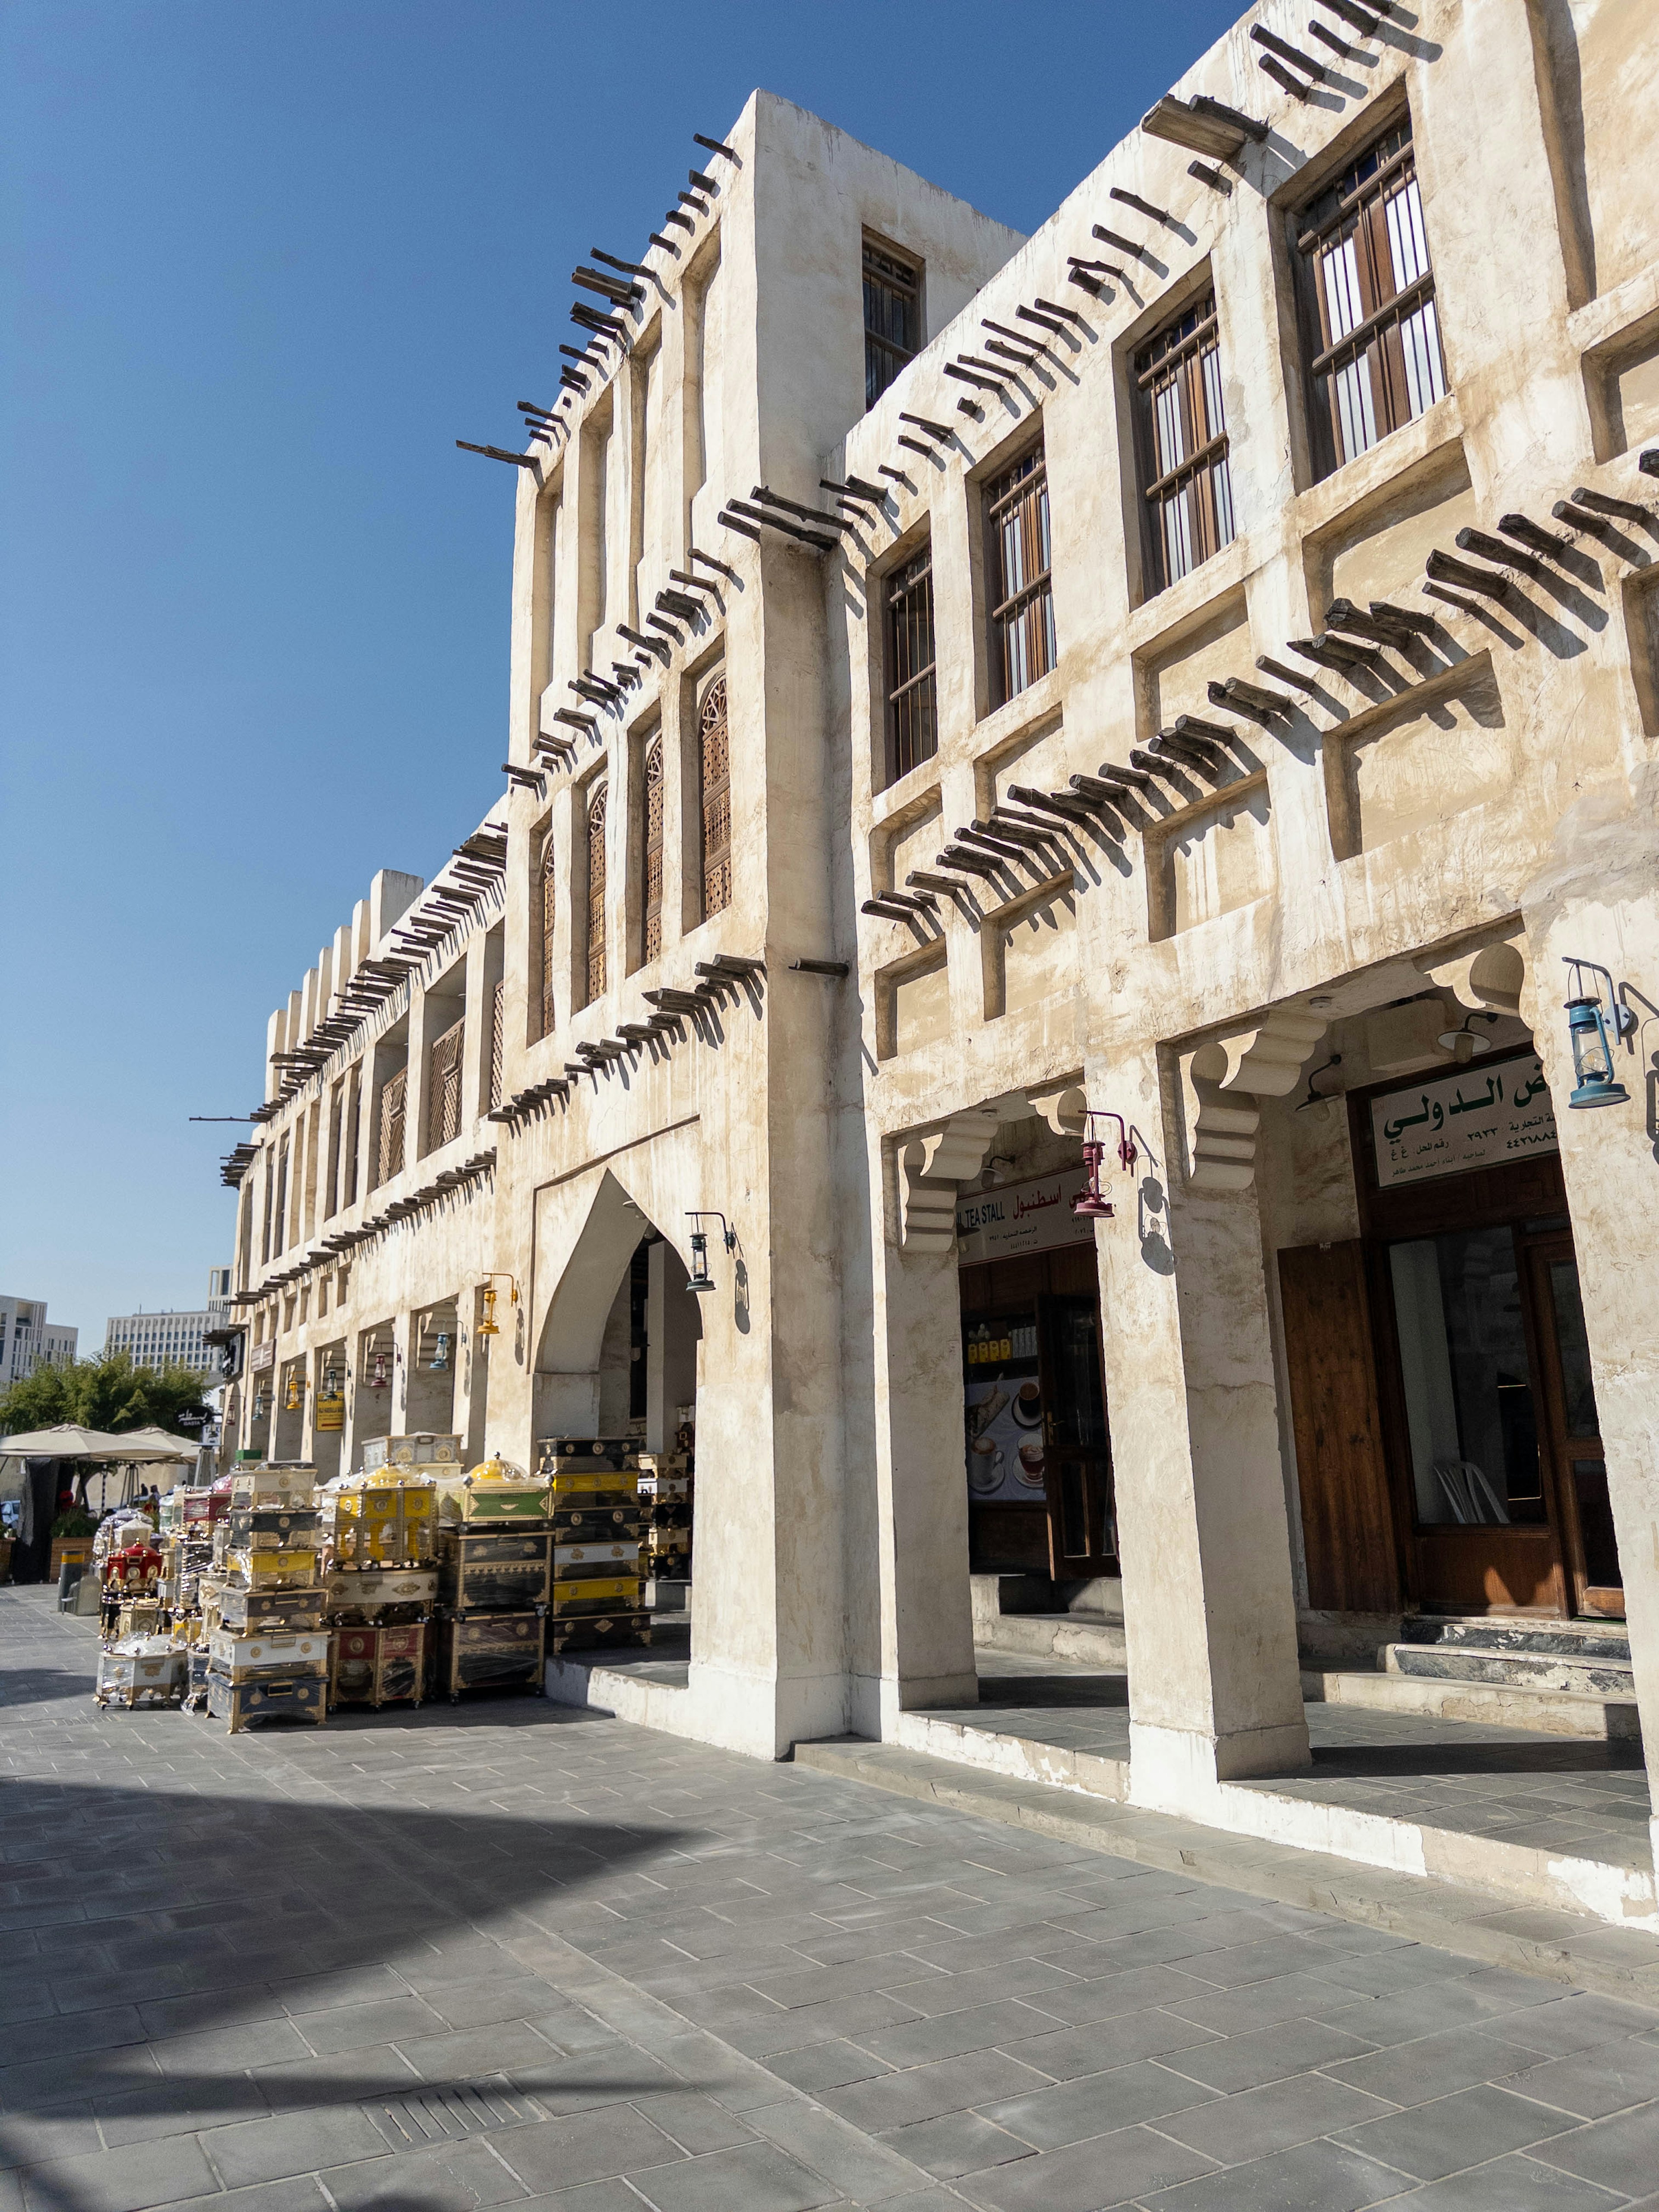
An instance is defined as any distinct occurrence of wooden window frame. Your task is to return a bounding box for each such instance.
[985,442,1056,708]
[641,732,665,963]
[375,1067,406,1190]
[1133,289,1235,596]
[864,236,921,410]
[427,1013,465,1153]
[1293,114,1448,481]
[884,539,938,784]
[698,674,731,922]
[584,781,608,1007]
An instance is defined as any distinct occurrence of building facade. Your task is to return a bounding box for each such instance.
[0,1298,78,1387]
[104,1270,231,1376]
[224,0,1659,1899]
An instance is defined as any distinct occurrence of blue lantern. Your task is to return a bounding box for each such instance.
[1563,958,1634,1109]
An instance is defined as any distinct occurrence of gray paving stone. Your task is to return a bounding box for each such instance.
[94,2075,274,2145]
[623,2139,839,2212]
[766,2040,895,2094]
[1334,2083,1580,2183]
[1156,2013,1376,2094]
[1324,2024,1549,2107]
[957,2121,1217,2211]
[319,2140,531,2207]
[149,2184,330,2212]
[858,2000,1065,2068]
[1532,2102,1659,2194]
[1391,2153,1634,2208]
[1508,2034,1659,2118]
[16,2133,218,2212]
[0,2101,100,2171]
[980,2059,1219,2149]
[491,2107,686,2193]
[821,2050,1052,2135]
[877,2109,1034,2180]
[1160,2067,1398,2163]
[1136,2137,1415,2211]
[199,2102,392,2187]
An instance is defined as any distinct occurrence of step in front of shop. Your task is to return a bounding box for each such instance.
[975,1611,1128,1667]
[1304,1664,1641,1740]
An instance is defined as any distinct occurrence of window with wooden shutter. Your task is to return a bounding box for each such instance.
[488,979,504,1109]
[885,542,937,783]
[1296,116,1447,480]
[375,1067,406,1189]
[1135,289,1235,595]
[585,782,608,1005]
[699,675,731,919]
[985,445,1055,706]
[427,1015,464,1152]
[642,735,664,963]
[864,238,921,409]
[538,830,556,1040]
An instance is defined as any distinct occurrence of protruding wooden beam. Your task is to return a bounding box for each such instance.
[457,440,538,469]
[1140,92,1267,159]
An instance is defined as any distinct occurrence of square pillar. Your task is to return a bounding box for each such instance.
[1096,1049,1309,1806]
[1522,892,1659,1871]
[854,1212,978,1739]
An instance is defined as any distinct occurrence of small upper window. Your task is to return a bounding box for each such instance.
[1295,115,1448,480]
[885,541,938,784]
[985,443,1056,708]
[1135,290,1235,597]
[864,239,921,409]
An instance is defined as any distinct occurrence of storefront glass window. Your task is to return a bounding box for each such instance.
[1388,1226,1544,1526]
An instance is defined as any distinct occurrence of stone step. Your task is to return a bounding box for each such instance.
[1399,1616,1631,1663]
[1304,1665,1641,1741]
[791,1737,1659,2009]
[1383,1640,1637,1701]
[975,1611,1127,1667]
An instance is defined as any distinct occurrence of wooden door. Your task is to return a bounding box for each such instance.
[1526,1239,1622,1618]
[1036,1294,1116,1577]
[1278,1242,1400,1612]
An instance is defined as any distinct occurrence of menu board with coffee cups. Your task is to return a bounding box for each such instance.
[963,1316,1046,1505]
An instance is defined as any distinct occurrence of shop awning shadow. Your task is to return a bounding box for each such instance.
[0,1776,698,2161]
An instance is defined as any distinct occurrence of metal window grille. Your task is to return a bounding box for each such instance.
[642,736,664,963]
[585,782,608,1005]
[343,1064,361,1208]
[885,543,938,782]
[538,832,556,1040]
[375,1068,406,1189]
[428,1015,464,1151]
[1135,290,1235,595]
[699,676,731,919]
[864,239,920,409]
[986,444,1055,706]
[488,979,504,1110]
[1296,119,1446,479]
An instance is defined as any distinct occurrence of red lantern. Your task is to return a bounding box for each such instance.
[1073,1110,1137,1220]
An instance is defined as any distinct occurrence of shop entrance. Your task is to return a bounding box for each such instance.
[958,1176,1115,1581]
[1284,1049,1621,1621]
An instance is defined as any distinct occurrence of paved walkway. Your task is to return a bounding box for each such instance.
[4,1588,1659,2212]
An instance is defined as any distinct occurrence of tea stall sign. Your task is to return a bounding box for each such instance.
[1371,1055,1557,1190]
[956,1168,1091,1262]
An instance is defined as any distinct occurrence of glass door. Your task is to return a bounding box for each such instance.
[1036,1294,1116,1577]
[1528,1240,1621,1618]
[1383,1222,1567,1613]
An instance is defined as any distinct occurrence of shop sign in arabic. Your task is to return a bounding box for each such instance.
[956,1168,1090,1262]
[1372,1055,1557,1189]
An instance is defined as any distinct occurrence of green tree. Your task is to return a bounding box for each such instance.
[0,1352,210,1443]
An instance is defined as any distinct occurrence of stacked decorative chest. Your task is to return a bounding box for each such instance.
[541,1437,650,1655]
[205,1464,329,1732]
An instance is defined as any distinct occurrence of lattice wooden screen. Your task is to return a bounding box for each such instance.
[699,676,731,919]
[642,737,664,963]
[376,1067,406,1189]
[488,979,505,1109]
[585,782,608,1004]
[428,1015,465,1151]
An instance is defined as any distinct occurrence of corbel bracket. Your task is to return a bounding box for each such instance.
[1181,1004,1329,1191]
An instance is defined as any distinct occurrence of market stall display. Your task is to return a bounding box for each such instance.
[540,1437,649,1655]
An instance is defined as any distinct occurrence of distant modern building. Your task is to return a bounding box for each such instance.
[103,1268,231,1376]
[0,1297,78,1387]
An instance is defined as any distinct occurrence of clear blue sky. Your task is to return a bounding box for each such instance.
[1,1,1241,1348]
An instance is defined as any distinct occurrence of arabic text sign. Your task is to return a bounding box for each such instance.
[1371,1055,1557,1190]
[956,1168,1091,1262]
